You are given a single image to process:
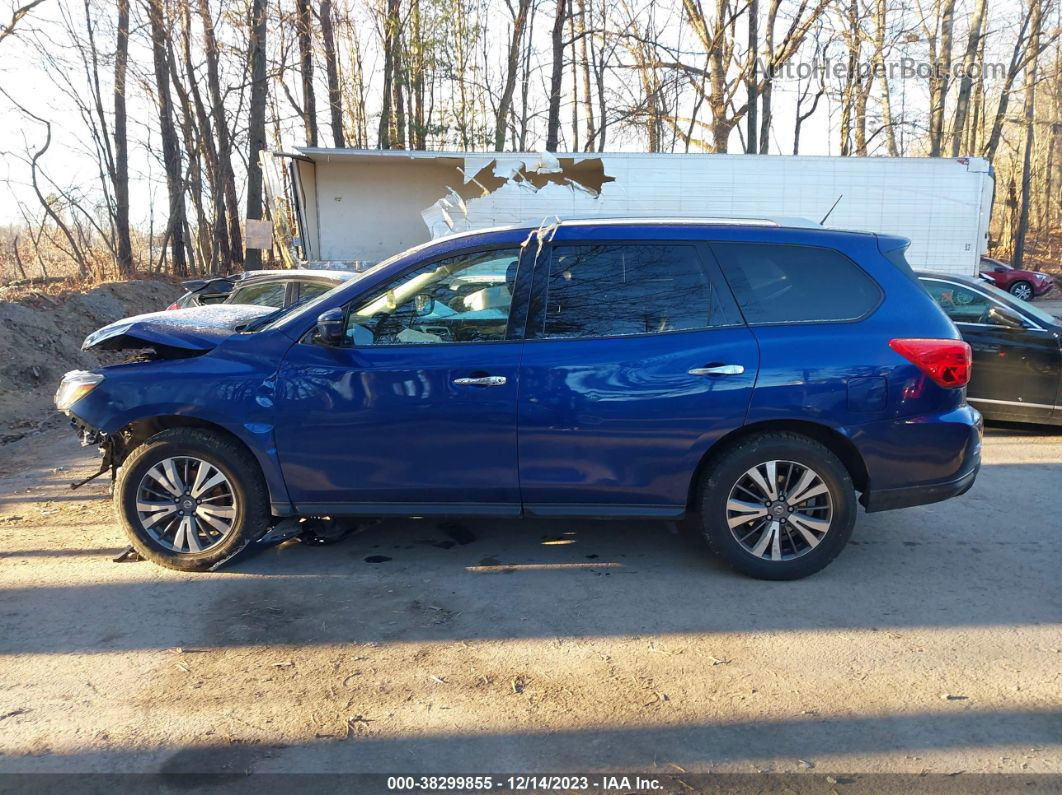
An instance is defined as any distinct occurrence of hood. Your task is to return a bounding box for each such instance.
[82,304,273,352]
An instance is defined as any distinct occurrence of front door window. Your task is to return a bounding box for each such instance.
[345,248,520,345]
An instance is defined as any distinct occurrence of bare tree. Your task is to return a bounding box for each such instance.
[746,0,758,153]
[296,0,319,146]
[245,0,268,269]
[145,0,189,276]
[197,0,243,264]
[677,0,830,152]
[873,0,898,156]
[921,0,957,156]
[545,0,568,151]
[1011,0,1044,268]
[378,0,400,148]
[113,0,132,274]
[0,0,46,47]
[949,0,987,156]
[320,0,346,146]
[494,0,532,150]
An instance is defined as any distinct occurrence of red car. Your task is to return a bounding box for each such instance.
[979,256,1054,301]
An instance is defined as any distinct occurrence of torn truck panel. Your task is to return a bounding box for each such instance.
[463,155,496,183]
[83,304,272,353]
[424,155,617,235]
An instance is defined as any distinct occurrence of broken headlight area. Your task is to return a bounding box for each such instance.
[54,370,104,413]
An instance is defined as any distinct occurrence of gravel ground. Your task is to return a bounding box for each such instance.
[0,422,1059,781]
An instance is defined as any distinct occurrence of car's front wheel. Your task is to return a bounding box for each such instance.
[114,428,269,571]
[1009,280,1034,300]
[699,432,856,580]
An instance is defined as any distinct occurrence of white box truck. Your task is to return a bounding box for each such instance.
[271,150,994,276]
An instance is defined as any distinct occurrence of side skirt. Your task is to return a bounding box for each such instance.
[292,502,686,520]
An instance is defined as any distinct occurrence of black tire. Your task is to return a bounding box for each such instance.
[1009,280,1034,301]
[698,432,856,580]
[114,428,270,572]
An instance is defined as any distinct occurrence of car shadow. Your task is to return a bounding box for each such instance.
[2,459,1059,655]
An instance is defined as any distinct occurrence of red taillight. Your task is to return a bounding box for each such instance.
[166,302,179,311]
[889,338,972,389]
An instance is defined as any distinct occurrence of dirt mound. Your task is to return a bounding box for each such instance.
[0,280,180,442]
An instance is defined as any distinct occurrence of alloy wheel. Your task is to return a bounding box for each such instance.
[725,460,834,561]
[1011,283,1033,300]
[135,456,237,554]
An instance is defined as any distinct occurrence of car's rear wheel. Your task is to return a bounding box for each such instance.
[114,428,269,572]
[699,433,856,580]
[1009,280,1034,300]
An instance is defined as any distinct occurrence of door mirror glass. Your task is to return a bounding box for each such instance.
[316,308,346,345]
[986,305,1025,329]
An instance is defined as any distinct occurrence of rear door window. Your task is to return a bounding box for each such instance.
[295,281,336,302]
[711,242,881,325]
[228,281,289,308]
[537,243,733,339]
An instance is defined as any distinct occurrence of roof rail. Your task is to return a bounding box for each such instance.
[537,214,822,229]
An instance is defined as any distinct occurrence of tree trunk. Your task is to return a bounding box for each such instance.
[745,0,758,153]
[1012,0,1043,269]
[927,0,957,156]
[391,7,406,149]
[320,0,344,147]
[545,0,568,152]
[179,1,227,270]
[949,0,987,157]
[839,0,858,156]
[982,7,1032,161]
[757,0,780,154]
[568,9,579,150]
[244,0,268,269]
[964,31,987,155]
[113,0,132,275]
[145,0,188,277]
[378,0,399,148]
[874,0,898,156]
[494,0,531,151]
[296,0,318,147]
[198,0,242,264]
[577,0,595,151]
[409,0,425,148]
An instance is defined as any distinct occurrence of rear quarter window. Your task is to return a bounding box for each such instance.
[711,242,882,325]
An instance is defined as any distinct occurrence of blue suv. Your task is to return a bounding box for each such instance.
[56,219,982,579]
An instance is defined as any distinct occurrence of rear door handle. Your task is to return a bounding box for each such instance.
[688,364,745,376]
[453,376,507,386]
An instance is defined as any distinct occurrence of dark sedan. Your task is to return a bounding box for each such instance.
[919,272,1061,425]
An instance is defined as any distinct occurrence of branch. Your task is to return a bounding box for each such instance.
[0,0,47,46]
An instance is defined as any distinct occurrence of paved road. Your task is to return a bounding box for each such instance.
[0,422,1059,779]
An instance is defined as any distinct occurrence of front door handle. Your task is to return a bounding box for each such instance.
[688,364,745,376]
[453,376,507,387]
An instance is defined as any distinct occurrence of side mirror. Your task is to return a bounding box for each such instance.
[413,293,435,316]
[987,305,1025,330]
[315,308,346,345]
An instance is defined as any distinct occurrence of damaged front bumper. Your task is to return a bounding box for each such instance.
[63,414,118,490]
